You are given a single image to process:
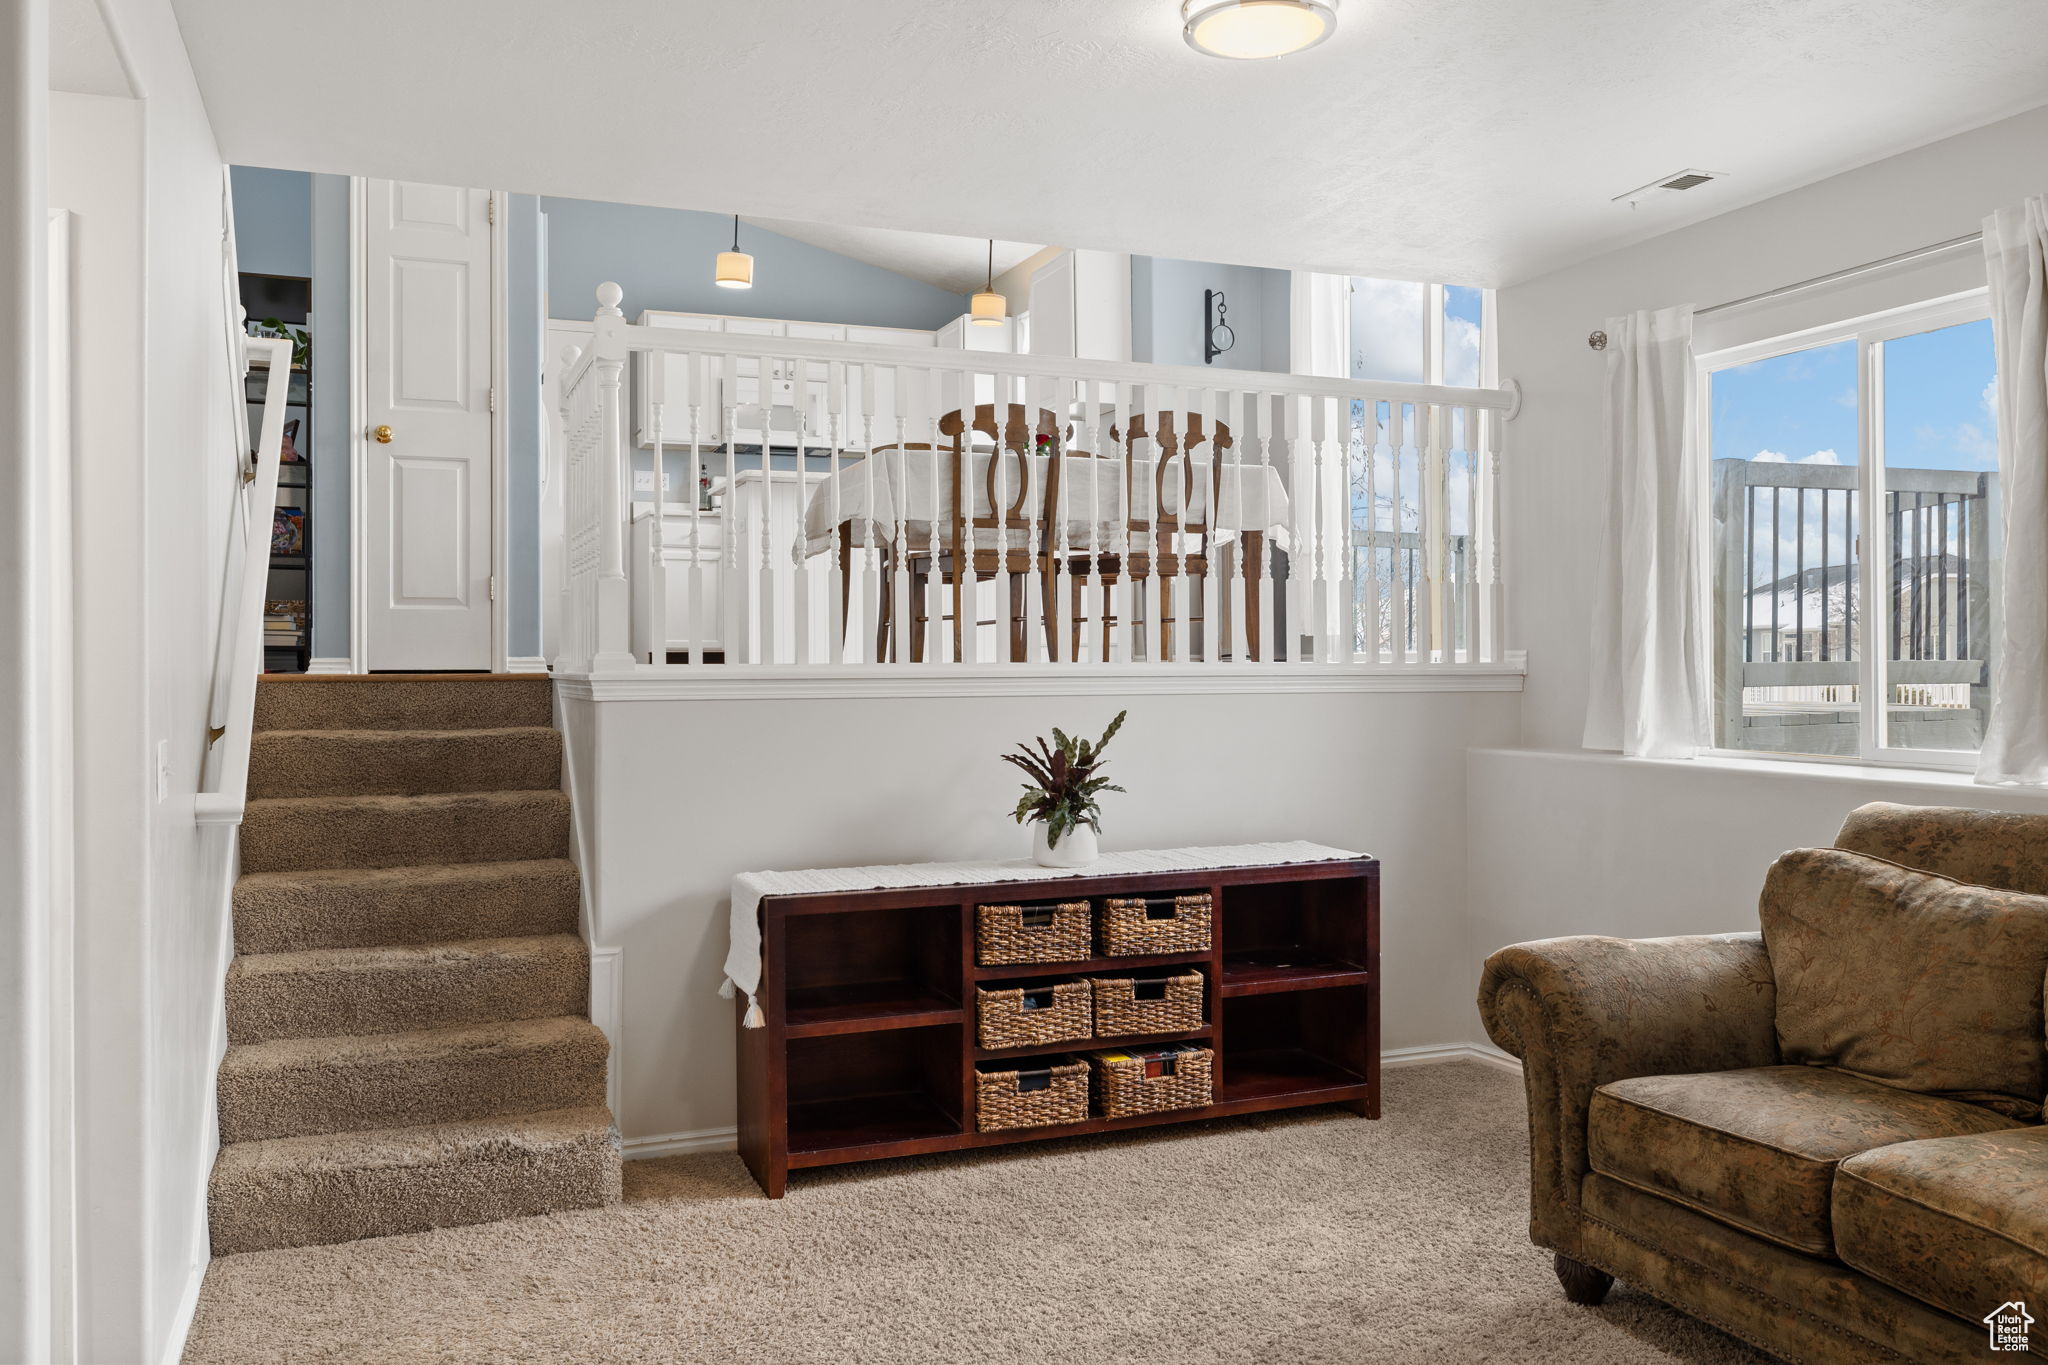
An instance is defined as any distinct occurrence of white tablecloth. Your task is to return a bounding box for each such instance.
[721,841,1363,1026]
[801,448,1291,556]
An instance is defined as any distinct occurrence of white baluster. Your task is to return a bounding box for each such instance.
[1022,372,1048,664]
[1308,393,1328,663]
[825,361,846,665]
[647,354,667,665]
[1255,392,1279,665]
[926,365,948,667]
[1197,384,1218,665]
[1051,375,1076,665]
[1224,387,1248,665]
[1081,379,1106,665]
[1110,381,1134,664]
[1423,402,1447,663]
[686,353,705,668]
[1486,408,1504,664]
[1463,404,1481,663]
[722,351,743,663]
[790,356,812,667]
[590,284,633,672]
[1387,403,1409,665]
[1358,399,1381,665]
[1335,395,1356,665]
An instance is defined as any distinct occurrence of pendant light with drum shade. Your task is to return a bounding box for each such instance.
[714,214,754,290]
[969,239,1006,326]
[1181,0,1336,59]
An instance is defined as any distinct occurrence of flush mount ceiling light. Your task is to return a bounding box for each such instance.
[714,214,754,289]
[969,239,1006,326]
[1182,0,1336,59]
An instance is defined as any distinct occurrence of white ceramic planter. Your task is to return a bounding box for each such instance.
[1032,822,1099,869]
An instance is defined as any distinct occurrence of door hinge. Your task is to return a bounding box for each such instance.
[489,575,497,602]
[486,197,496,225]
[489,386,497,414]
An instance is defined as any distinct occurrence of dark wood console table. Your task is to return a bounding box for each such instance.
[735,854,1379,1197]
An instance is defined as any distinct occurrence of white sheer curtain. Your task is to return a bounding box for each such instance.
[1583,305,1712,758]
[1978,196,2048,785]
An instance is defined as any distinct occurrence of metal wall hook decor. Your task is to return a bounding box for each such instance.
[1204,288,1235,364]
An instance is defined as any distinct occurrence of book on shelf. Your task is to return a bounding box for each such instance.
[271,506,305,556]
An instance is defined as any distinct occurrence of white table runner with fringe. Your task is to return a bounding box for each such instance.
[722,841,1364,1028]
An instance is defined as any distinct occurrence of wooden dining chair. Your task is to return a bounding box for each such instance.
[874,403,1065,662]
[1057,411,1261,660]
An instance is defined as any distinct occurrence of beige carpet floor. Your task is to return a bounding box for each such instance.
[183,1061,1776,1364]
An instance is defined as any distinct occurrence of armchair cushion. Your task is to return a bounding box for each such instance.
[1835,1127,2048,1330]
[1761,846,2048,1119]
[1590,1066,2023,1256]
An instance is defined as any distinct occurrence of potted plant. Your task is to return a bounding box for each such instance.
[1002,710,1126,868]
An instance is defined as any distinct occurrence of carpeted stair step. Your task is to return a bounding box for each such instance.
[239,790,570,874]
[233,859,580,955]
[253,674,553,733]
[227,935,589,1044]
[208,1106,621,1255]
[248,726,563,798]
[217,1016,609,1144]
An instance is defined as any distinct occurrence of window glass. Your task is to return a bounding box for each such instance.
[1348,278,1424,383]
[1878,318,1998,752]
[1709,340,1860,756]
[1443,285,1483,387]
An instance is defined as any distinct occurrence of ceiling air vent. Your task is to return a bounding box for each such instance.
[1613,169,1727,207]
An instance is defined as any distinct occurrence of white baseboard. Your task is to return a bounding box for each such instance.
[616,1044,1518,1162]
[305,657,353,675]
[507,656,549,673]
[623,1125,740,1160]
[1382,1041,1521,1074]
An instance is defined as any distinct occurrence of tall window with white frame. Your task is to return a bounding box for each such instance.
[1704,296,1999,764]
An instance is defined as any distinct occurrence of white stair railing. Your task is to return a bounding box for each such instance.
[559,282,1520,675]
[196,333,293,825]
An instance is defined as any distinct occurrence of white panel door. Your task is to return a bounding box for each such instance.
[362,179,494,670]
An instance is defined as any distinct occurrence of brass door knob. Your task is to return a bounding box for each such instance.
[370,424,394,444]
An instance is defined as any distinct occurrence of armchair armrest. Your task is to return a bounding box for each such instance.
[1478,933,1777,1253]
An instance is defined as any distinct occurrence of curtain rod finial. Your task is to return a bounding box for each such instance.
[1588,329,1609,351]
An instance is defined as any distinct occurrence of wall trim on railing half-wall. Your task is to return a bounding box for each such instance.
[554,656,1526,703]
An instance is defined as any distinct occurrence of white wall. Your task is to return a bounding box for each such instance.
[563,688,1517,1143]
[54,2,233,1360]
[1467,103,2048,1041]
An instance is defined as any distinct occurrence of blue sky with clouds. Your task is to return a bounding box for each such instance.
[1709,318,1996,472]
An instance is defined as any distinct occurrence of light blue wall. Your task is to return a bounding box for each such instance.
[308,173,351,659]
[230,166,311,278]
[1130,256,1292,373]
[541,196,967,329]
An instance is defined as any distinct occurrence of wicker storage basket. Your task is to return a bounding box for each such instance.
[977,900,1092,966]
[976,1058,1089,1132]
[1090,970,1205,1037]
[1098,892,1212,956]
[1091,1046,1214,1118]
[977,980,1092,1050]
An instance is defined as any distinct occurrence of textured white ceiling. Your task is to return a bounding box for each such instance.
[52,0,133,97]
[748,221,1046,293]
[170,0,2048,286]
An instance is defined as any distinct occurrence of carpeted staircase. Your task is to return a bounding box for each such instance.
[207,674,621,1256]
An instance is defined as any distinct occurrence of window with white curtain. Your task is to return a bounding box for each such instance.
[1701,292,1999,766]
